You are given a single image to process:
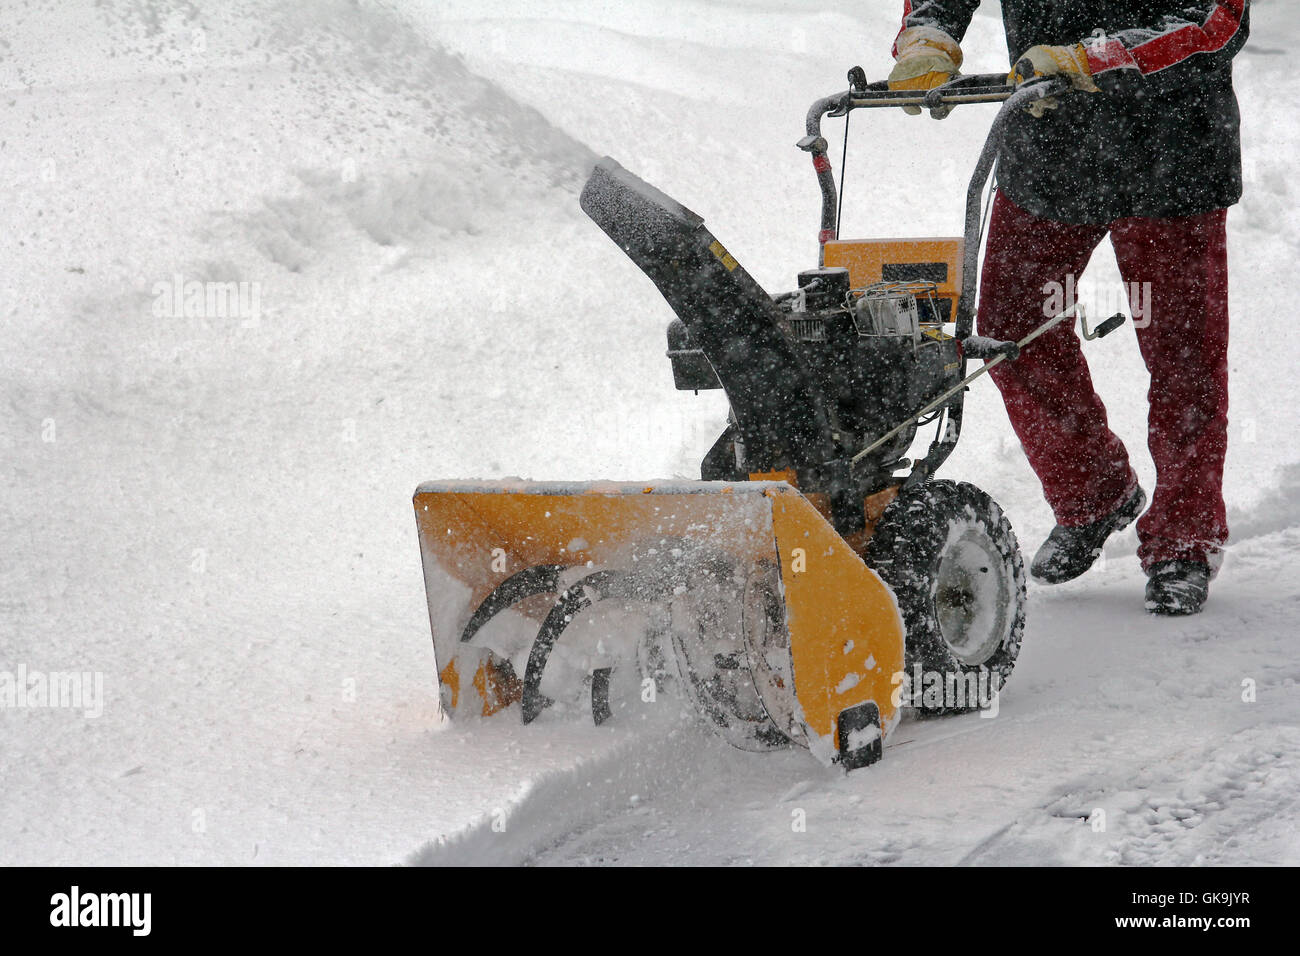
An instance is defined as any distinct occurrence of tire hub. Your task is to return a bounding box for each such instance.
[934,526,1012,666]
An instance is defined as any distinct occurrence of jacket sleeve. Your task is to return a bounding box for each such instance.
[1081,1,1249,84]
[892,1,983,56]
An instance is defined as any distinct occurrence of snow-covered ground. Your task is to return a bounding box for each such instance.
[2,0,1296,865]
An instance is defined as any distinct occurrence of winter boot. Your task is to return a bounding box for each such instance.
[1030,486,1147,584]
[1144,560,1210,615]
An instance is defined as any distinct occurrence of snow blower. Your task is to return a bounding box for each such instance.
[414,72,1124,769]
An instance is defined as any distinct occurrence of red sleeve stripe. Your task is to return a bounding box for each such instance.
[1085,1,1246,76]
[1086,36,1138,74]
[891,1,915,58]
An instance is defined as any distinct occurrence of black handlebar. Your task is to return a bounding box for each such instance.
[797,72,1070,338]
[848,71,1019,107]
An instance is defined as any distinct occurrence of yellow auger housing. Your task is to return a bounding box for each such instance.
[415,480,904,767]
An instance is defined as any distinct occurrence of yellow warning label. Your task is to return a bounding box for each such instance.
[709,239,738,272]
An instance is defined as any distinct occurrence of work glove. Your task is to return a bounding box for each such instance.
[889,26,962,118]
[1008,43,1099,117]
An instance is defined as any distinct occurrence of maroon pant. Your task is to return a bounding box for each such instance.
[977,191,1230,571]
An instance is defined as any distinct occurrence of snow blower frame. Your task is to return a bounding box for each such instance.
[415,73,1104,769]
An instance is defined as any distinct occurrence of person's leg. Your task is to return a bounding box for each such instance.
[978,191,1139,525]
[1109,208,1230,573]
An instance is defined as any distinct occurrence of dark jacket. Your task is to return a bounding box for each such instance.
[898,1,1250,223]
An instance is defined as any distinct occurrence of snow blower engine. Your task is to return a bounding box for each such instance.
[414,72,1123,769]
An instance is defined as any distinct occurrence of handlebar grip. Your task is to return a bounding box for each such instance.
[960,336,1021,361]
[1093,313,1127,338]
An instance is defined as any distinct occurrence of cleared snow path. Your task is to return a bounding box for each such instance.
[413,475,1300,866]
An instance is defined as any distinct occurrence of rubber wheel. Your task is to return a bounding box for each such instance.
[864,480,1026,715]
